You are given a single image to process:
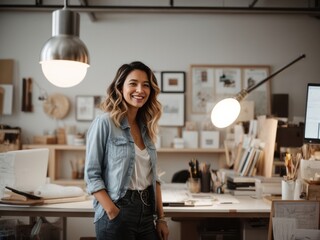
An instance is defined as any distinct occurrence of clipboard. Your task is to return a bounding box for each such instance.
[268,200,320,240]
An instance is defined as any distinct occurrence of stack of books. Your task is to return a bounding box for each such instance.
[226,175,256,196]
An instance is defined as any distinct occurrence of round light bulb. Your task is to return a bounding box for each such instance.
[40,60,89,88]
[211,98,241,128]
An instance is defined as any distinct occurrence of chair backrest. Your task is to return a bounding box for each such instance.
[171,169,190,183]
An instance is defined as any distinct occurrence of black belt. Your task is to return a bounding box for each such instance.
[126,187,151,206]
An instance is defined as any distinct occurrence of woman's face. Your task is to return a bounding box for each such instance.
[122,69,151,110]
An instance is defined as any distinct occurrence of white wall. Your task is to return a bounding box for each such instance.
[1,12,320,142]
[1,9,320,180]
[1,11,320,180]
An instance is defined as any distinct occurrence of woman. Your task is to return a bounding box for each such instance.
[85,61,169,240]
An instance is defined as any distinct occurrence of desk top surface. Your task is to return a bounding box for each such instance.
[0,184,272,217]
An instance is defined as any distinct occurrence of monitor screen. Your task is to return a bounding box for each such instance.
[304,83,320,143]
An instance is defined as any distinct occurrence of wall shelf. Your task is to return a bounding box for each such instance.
[22,144,226,187]
[157,148,225,153]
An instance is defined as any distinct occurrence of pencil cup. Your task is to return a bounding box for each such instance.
[282,180,295,200]
[187,178,201,193]
[201,172,211,192]
[72,171,78,179]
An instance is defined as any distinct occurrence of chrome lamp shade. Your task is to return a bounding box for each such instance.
[40,8,90,88]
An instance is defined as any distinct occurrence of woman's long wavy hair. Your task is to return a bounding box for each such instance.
[100,61,162,143]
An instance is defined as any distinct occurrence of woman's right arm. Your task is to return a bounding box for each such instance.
[93,189,120,220]
[85,116,119,219]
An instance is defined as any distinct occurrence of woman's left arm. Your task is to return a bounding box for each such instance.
[155,182,169,240]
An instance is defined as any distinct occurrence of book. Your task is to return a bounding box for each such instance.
[237,147,251,174]
[227,175,256,183]
[229,188,255,196]
[240,148,256,176]
[233,143,243,171]
[227,180,255,190]
[248,149,263,176]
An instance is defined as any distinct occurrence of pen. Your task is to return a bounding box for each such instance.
[5,186,42,200]
[220,202,233,204]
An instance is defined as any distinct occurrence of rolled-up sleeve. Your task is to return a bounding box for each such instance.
[85,115,109,195]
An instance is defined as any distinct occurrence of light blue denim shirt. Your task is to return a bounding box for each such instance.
[85,113,158,223]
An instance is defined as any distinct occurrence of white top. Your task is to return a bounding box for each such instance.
[128,144,152,190]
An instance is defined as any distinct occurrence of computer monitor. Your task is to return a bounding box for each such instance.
[304,83,320,144]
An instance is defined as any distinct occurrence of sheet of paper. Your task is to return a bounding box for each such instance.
[0,154,15,198]
[272,217,296,240]
[161,184,189,203]
[294,229,320,240]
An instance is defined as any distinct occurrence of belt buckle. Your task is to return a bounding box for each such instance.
[138,189,150,206]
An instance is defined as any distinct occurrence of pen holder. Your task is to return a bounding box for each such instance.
[72,171,78,179]
[187,178,201,193]
[201,172,211,192]
[282,180,295,200]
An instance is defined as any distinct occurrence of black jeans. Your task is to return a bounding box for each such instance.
[95,187,158,240]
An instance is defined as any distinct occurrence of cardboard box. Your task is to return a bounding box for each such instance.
[0,127,21,152]
[306,183,320,200]
[182,131,198,148]
[33,136,57,144]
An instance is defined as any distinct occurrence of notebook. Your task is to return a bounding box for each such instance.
[0,148,49,193]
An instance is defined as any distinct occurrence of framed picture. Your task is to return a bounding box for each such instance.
[189,65,270,116]
[76,95,102,121]
[201,131,220,149]
[243,67,270,116]
[161,71,185,93]
[158,93,185,126]
[215,68,242,94]
[190,66,215,113]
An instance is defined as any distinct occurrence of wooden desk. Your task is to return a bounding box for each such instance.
[0,200,94,240]
[0,185,272,240]
[162,184,271,240]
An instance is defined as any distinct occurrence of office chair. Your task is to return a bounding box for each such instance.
[171,169,190,183]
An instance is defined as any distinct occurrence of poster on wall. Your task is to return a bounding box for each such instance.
[190,65,270,116]
[0,84,13,115]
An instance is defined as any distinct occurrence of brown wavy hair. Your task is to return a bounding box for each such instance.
[100,61,162,143]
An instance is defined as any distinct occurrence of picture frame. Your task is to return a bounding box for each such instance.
[161,71,185,93]
[189,64,270,116]
[200,131,220,149]
[158,93,185,126]
[76,95,102,121]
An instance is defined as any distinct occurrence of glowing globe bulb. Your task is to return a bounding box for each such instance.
[211,98,241,128]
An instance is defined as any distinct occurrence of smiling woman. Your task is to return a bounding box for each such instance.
[85,61,169,240]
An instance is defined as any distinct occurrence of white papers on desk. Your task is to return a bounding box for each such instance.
[34,184,85,199]
[161,184,189,204]
[161,184,239,206]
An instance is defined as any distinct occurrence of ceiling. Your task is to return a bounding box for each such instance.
[1,0,320,21]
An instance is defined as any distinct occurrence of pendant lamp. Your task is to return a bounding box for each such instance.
[40,2,89,88]
[211,54,306,128]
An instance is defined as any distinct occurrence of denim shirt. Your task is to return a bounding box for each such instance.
[85,113,158,223]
